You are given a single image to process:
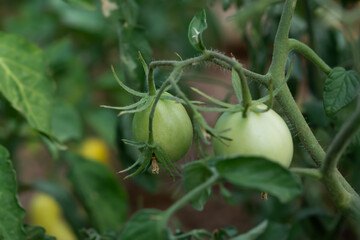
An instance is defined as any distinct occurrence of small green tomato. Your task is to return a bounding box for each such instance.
[213,105,293,167]
[132,93,193,162]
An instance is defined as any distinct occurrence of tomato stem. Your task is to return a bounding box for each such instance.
[287,39,331,75]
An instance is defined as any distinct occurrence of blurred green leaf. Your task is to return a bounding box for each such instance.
[182,161,212,211]
[214,156,302,203]
[255,222,289,240]
[118,27,151,91]
[228,0,283,29]
[51,100,82,143]
[188,9,207,52]
[0,145,26,239]
[110,0,138,26]
[323,67,360,116]
[230,220,268,240]
[86,109,116,147]
[119,209,169,240]
[56,57,88,107]
[223,0,235,11]
[67,153,128,233]
[3,2,56,45]
[63,0,96,10]
[49,0,107,33]
[0,32,54,135]
[24,225,56,240]
[303,99,330,128]
[213,226,238,239]
[80,228,117,240]
[44,38,72,69]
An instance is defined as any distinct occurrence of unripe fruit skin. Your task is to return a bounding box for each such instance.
[28,193,76,240]
[132,95,193,162]
[79,138,110,165]
[213,107,293,167]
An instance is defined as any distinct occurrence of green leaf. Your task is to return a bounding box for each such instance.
[230,220,268,240]
[223,0,235,11]
[119,209,169,240]
[0,32,54,135]
[86,108,117,147]
[24,225,56,240]
[182,161,213,211]
[117,27,151,92]
[106,0,138,26]
[214,156,302,203]
[228,0,282,29]
[0,145,26,239]
[80,228,117,240]
[323,67,360,116]
[67,153,128,233]
[213,226,238,239]
[188,10,207,51]
[51,100,82,143]
[255,222,289,240]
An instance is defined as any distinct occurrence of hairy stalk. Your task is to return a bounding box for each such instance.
[210,58,270,86]
[268,0,326,167]
[270,0,359,220]
[206,50,253,111]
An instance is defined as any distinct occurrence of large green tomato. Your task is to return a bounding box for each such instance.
[213,105,293,167]
[132,93,193,162]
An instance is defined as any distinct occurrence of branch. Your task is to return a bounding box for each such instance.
[321,98,360,221]
[291,167,322,179]
[288,38,332,75]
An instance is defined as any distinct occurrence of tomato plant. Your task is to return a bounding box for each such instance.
[213,105,293,167]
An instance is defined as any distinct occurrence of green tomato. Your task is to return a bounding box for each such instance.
[132,93,193,162]
[213,105,293,167]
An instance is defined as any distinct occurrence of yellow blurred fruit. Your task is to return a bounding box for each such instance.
[78,137,111,166]
[28,192,76,240]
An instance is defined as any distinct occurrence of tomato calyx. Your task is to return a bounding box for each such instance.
[151,154,160,174]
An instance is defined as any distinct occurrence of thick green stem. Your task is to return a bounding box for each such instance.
[321,99,360,220]
[270,0,359,222]
[288,39,332,75]
[164,170,219,220]
[268,0,326,166]
[268,0,297,78]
